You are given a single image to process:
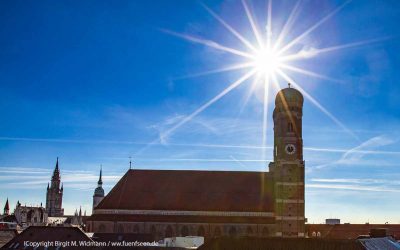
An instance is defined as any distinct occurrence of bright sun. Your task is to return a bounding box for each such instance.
[252,48,282,76]
[152,0,384,156]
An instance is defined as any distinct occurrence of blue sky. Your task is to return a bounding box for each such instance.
[1,0,400,223]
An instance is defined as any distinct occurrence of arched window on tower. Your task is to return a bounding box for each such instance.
[288,122,294,133]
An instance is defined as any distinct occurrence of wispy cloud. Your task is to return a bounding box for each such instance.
[310,178,400,185]
[0,167,51,174]
[2,136,400,156]
[313,135,398,169]
[0,167,122,191]
[307,183,400,193]
[307,177,400,195]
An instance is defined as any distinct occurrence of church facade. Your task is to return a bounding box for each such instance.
[87,86,305,239]
[46,158,64,217]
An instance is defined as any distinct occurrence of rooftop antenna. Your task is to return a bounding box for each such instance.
[129,156,132,170]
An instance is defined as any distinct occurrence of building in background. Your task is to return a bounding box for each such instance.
[326,219,341,225]
[14,201,47,228]
[87,86,305,239]
[45,158,64,217]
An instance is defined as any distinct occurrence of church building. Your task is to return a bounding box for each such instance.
[46,158,64,217]
[87,86,305,239]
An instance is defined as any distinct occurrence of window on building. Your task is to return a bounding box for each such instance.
[262,227,269,237]
[197,226,205,237]
[117,224,124,233]
[181,226,189,237]
[288,122,294,132]
[98,224,106,233]
[150,225,157,237]
[165,225,173,238]
[133,225,140,233]
[214,227,222,238]
[228,227,237,237]
[246,226,253,235]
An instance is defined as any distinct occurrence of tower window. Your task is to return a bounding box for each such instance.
[288,122,294,132]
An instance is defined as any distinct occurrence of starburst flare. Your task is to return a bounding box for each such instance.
[142,0,389,158]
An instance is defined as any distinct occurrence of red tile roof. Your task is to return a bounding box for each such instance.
[96,169,274,212]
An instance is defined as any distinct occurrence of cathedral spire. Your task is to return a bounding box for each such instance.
[98,165,103,186]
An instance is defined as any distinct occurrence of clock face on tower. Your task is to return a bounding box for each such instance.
[285,144,296,155]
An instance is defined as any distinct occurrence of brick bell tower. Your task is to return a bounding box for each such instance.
[269,84,305,237]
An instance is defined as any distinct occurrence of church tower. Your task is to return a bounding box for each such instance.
[3,198,9,215]
[46,158,64,217]
[93,166,104,211]
[269,85,305,237]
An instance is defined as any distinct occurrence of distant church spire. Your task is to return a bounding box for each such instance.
[98,165,103,185]
[4,198,10,215]
[93,165,105,211]
[52,157,60,181]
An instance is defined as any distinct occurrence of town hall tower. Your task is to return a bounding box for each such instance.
[46,158,64,217]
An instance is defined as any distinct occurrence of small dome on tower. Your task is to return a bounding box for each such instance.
[94,186,104,197]
[275,84,303,106]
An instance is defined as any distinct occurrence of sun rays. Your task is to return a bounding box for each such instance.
[141,0,388,158]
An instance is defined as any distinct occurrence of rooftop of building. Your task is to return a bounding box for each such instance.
[2,226,92,249]
[94,169,274,213]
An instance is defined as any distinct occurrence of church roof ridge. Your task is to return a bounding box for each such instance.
[96,169,274,212]
[126,169,271,174]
